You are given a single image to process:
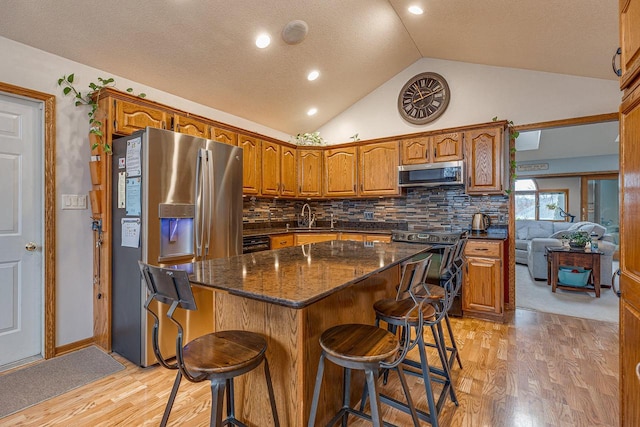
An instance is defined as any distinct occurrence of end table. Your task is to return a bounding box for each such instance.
[546,246,602,297]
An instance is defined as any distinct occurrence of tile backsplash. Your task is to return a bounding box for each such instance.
[243,186,508,231]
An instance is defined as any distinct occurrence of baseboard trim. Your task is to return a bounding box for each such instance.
[55,337,96,357]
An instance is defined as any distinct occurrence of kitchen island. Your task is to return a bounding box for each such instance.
[181,240,431,426]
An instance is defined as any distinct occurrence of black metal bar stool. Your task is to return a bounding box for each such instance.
[365,251,462,426]
[419,236,467,371]
[307,260,429,427]
[139,262,280,427]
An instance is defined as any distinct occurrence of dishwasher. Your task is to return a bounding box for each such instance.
[242,235,271,253]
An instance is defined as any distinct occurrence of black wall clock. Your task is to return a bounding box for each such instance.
[397,72,450,125]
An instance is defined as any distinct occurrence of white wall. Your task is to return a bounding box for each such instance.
[318,58,622,144]
[0,36,289,346]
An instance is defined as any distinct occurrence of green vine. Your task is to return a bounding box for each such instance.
[492,116,518,195]
[58,74,146,153]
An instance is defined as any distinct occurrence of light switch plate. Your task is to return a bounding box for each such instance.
[62,194,88,210]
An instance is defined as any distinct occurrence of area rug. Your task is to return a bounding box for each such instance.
[0,346,124,418]
[515,264,619,323]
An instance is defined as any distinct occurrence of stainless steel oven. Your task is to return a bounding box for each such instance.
[391,230,463,316]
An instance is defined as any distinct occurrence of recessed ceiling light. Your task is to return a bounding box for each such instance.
[256,34,271,49]
[307,108,318,116]
[307,70,320,81]
[408,5,424,15]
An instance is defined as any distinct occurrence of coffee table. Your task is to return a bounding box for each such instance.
[546,246,603,297]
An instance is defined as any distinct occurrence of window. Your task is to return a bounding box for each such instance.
[515,179,568,221]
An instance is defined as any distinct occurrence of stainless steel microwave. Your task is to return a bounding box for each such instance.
[398,160,464,187]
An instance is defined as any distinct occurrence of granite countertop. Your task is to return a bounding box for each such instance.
[182,240,431,308]
[467,228,508,240]
[243,227,394,237]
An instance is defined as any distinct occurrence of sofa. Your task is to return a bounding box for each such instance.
[515,220,615,285]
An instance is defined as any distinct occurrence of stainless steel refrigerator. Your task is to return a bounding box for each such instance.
[111,127,243,366]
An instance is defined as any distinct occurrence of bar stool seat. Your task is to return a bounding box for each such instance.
[138,262,280,427]
[373,298,436,325]
[308,307,427,426]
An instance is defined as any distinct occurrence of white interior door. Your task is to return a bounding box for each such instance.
[0,93,43,367]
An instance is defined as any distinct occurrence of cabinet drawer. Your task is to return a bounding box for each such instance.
[465,240,502,258]
[270,234,294,249]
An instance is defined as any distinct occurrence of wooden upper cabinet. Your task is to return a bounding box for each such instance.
[261,141,281,196]
[298,149,323,197]
[359,142,400,196]
[401,137,430,165]
[324,147,358,197]
[464,125,504,195]
[173,114,210,138]
[620,0,640,89]
[432,132,463,162]
[211,127,238,146]
[113,99,167,135]
[401,132,462,165]
[239,135,261,195]
[281,145,297,197]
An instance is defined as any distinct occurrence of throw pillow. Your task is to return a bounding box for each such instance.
[526,227,549,239]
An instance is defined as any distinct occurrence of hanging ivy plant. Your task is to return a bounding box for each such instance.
[57,74,146,153]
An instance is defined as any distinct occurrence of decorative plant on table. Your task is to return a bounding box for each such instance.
[290,131,326,146]
[57,74,146,153]
[568,231,590,249]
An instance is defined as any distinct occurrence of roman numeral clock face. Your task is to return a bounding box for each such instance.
[398,72,450,125]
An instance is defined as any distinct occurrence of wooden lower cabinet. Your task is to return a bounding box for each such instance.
[294,233,338,245]
[365,234,391,243]
[463,239,503,320]
[339,233,364,241]
[270,234,294,249]
[621,300,640,424]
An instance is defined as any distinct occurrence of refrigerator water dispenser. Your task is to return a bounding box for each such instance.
[159,203,195,261]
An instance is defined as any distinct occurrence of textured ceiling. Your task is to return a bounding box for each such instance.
[0,0,619,135]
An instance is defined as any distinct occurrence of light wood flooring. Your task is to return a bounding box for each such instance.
[1,309,618,426]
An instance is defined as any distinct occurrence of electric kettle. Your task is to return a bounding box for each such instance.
[471,213,491,232]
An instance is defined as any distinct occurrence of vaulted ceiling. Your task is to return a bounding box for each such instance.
[0,0,619,135]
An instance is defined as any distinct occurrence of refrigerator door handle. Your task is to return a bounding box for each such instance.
[205,149,214,256]
[195,148,206,257]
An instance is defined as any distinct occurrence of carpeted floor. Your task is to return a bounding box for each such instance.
[0,346,124,418]
[515,263,619,323]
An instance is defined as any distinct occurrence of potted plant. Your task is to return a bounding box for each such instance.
[290,131,326,146]
[57,74,146,153]
[568,231,590,249]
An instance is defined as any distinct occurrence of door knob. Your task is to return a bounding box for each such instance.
[25,242,38,252]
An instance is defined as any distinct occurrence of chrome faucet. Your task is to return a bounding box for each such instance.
[301,203,315,229]
[330,213,337,230]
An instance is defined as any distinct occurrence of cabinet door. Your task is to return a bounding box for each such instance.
[432,132,463,162]
[294,233,338,245]
[620,69,640,426]
[620,0,640,89]
[621,301,640,425]
[298,149,323,197]
[339,233,364,241]
[173,114,210,138]
[211,127,238,146]
[261,141,281,196]
[270,234,294,249]
[114,99,167,135]
[281,145,297,197]
[463,256,502,314]
[464,126,504,194]
[324,147,357,197]
[239,135,261,195]
[401,137,430,165]
[359,142,399,196]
